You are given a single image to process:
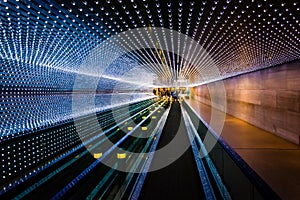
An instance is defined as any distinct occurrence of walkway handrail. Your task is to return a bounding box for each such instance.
[51,100,168,199]
[127,107,170,200]
[1,98,158,196]
[182,100,281,200]
[182,107,231,200]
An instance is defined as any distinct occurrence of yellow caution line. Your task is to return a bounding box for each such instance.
[141,127,147,131]
[127,127,133,131]
[152,116,157,119]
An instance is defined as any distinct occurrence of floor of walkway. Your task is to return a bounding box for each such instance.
[186,98,300,200]
[140,101,204,200]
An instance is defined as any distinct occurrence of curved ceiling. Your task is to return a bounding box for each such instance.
[0,0,299,89]
[0,0,300,137]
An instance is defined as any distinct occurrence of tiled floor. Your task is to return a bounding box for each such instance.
[186,99,300,200]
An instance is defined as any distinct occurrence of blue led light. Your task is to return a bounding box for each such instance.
[0,0,299,193]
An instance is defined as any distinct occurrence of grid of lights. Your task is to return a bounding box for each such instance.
[0,98,154,190]
[1,0,299,134]
[0,0,299,87]
[0,0,299,192]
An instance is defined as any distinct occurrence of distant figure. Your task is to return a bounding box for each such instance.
[153,88,157,95]
[171,90,178,100]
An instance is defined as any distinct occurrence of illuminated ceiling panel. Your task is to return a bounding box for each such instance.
[0,0,299,88]
[0,0,299,191]
[0,0,299,136]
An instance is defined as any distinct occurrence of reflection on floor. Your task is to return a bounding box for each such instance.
[187,99,300,200]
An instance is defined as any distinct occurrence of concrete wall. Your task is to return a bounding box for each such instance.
[190,60,300,145]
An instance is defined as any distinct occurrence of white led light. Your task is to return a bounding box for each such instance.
[0,1,299,189]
